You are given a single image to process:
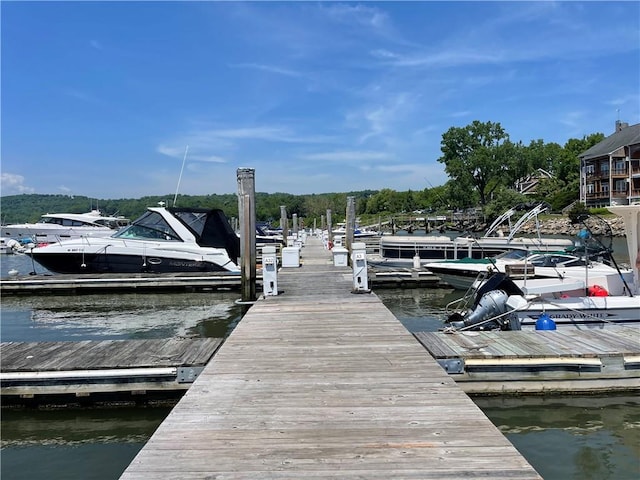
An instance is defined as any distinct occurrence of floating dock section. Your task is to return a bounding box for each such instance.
[0,271,243,294]
[120,237,541,479]
[414,328,640,394]
[1,338,222,406]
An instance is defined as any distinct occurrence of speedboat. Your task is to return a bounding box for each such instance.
[1,237,24,254]
[27,207,241,274]
[425,249,632,292]
[443,205,640,331]
[378,203,575,267]
[1,210,130,244]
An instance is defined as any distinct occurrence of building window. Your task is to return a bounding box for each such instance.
[600,163,610,173]
[586,164,595,174]
[602,182,609,194]
[615,179,627,192]
[587,183,594,194]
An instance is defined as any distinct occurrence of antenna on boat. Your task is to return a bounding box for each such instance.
[173,145,189,207]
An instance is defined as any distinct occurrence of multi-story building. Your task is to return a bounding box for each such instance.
[579,121,640,207]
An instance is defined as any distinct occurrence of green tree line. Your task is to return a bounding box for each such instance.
[1,121,605,226]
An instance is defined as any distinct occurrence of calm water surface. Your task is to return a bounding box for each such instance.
[1,251,638,480]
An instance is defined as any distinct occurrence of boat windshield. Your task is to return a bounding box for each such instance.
[493,250,529,260]
[38,216,95,227]
[527,254,586,267]
[113,211,181,241]
[172,210,209,237]
[94,218,130,229]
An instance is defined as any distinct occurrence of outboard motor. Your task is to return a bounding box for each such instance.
[447,290,509,330]
[6,238,20,250]
[447,273,524,330]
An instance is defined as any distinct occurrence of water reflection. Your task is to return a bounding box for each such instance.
[376,287,460,332]
[1,407,171,446]
[475,395,640,480]
[1,291,244,342]
[1,407,171,480]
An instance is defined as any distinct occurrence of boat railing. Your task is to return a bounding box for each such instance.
[444,270,490,316]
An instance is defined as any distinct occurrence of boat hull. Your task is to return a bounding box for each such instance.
[514,297,640,329]
[381,235,574,263]
[1,226,116,244]
[29,252,233,274]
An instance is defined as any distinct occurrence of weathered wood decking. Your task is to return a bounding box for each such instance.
[0,271,243,294]
[414,328,640,394]
[120,237,541,479]
[1,338,222,405]
[0,265,440,294]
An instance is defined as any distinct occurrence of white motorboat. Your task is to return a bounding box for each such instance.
[444,205,640,331]
[1,210,130,244]
[377,203,575,267]
[332,225,381,239]
[0,237,26,254]
[425,249,633,292]
[28,207,241,274]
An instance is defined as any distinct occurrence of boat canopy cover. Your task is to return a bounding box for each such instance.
[170,208,241,261]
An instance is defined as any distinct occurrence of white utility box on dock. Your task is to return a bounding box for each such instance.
[332,246,349,267]
[281,247,300,267]
[262,245,278,296]
[351,242,369,291]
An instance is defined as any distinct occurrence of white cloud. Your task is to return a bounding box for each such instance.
[300,151,391,163]
[1,173,35,195]
[230,63,303,78]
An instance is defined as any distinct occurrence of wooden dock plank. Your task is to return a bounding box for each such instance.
[1,338,222,372]
[120,237,542,479]
[413,328,640,394]
[1,338,224,404]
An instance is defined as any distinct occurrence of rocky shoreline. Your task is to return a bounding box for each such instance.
[518,216,627,237]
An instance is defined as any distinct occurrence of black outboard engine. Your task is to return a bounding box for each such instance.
[447,273,525,330]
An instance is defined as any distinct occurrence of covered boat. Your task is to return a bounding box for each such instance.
[28,207,241,274]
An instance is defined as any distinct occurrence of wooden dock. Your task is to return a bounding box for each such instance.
[414,328,640,395]
[120,237,541,479]
[0,271,243,294]
[0,263,440,295]
[0,338,222,406]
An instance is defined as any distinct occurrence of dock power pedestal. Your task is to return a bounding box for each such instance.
[351,242,369,292]
[262,245,278,296]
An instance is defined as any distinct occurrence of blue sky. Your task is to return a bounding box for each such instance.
[2,1,639,199]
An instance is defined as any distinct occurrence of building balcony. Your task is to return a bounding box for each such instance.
[585,191,609,199]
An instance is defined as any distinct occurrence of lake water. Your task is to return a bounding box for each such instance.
[1,248,638,480]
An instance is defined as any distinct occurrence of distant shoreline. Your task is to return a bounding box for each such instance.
[519,216,627,237]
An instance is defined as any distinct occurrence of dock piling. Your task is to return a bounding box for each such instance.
[237,167,256,302]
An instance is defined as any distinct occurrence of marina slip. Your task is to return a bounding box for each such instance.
[119,236,542,479]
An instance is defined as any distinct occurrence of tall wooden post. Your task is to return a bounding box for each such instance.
[292,213,298,236]
[237,168,256,302]
[346,196,355,253]
[280,206,288,245]
[326,209,333,244]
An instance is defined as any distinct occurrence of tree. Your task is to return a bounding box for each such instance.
[438,120,513,206]
[483,188,528,221]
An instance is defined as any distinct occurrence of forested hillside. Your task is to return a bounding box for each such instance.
[0,192,377,225]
